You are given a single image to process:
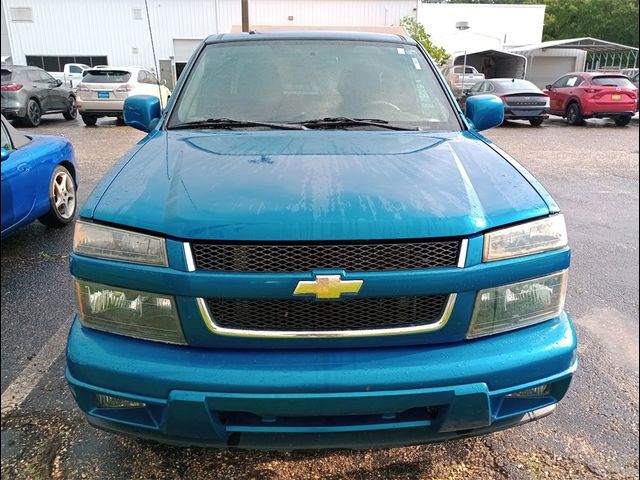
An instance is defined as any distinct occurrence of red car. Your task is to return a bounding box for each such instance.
[544,72,637,126]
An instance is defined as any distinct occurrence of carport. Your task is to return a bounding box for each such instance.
[450,49,527,80]
[509,37,639,88]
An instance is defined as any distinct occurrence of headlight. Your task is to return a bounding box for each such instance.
[73,221,168,266]
[75,280,186,344]
[467,270,568,339]
[483,215,567,262]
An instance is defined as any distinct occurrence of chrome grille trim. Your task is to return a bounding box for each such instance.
[197,294,457,338]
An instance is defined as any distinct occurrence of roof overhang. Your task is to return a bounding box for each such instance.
[509,37,639,55]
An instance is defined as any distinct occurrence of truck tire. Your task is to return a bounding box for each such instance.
[82,114,97,126]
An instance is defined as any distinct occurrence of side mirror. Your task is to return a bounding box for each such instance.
[55,79,63,87]
[465,94,504,131]
[161,79,167,86]
[123,95,162,132]
[545,84,552,90]
[1,148,11,161]
[462,89,471,96]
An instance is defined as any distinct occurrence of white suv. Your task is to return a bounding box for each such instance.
[76,67,171,126]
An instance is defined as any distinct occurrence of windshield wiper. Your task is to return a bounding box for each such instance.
[168,118,308,130]
[291,117,419,131]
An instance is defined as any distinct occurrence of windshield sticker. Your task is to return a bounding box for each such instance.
[412,58,422,70]
[397,48,406,55]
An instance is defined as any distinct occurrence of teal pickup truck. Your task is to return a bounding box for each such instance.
[66,32,576,449]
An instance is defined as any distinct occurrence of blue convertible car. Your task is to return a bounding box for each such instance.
[1,115,78,238]
[66,32,576,449]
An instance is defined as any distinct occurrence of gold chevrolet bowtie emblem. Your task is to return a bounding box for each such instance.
[293,275,364,300]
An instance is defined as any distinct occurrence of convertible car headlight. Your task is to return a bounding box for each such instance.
[483,215,567,262]
[467,270,568,339]
[73,221,168,266]
[75,280,186,344]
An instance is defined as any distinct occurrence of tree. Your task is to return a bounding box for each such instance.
[401,16,450,65]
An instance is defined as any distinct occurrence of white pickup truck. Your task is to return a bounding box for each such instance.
[49,63,90,88]
[441,65,485,98]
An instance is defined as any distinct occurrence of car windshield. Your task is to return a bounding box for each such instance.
[592,76,634,87]
[167,40,459,131]
[494,79,539,91]
[82,70,132,83]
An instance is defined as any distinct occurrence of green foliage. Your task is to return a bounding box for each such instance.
[401,16,450,65]
[437,0,639,47]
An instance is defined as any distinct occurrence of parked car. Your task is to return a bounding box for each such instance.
[463,78,549,126]
[75,67,171,126]
[49,63,90,88]
[442,64,485,97]
[1,64,78,127]
[1,115,78,238]
[544,72,637,126]
[66,32,575,450]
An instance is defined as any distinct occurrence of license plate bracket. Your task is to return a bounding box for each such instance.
[611,94,621,100]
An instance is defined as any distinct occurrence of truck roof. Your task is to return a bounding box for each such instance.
[204,30,415,45]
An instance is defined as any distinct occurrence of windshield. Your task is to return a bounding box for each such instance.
[82,70,132,83]
[592,76,634,87]
[168,40,459,131]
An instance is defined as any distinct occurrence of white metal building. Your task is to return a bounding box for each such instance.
[1,0,417,86]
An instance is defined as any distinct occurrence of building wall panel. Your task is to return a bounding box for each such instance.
[4,0,416,68]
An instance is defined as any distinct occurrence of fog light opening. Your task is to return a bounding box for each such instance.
[507,383,552,398]
[95,393,146,409]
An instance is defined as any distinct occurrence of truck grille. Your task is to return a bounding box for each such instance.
[191,240,461,272]
[204,295,450,332]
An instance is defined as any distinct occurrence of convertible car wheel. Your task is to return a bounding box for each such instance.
[39,165,77,226]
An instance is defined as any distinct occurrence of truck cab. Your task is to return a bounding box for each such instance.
[49,63,90,88]
[66,32,576,450]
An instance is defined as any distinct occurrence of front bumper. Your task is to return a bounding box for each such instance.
[66,312,577,449]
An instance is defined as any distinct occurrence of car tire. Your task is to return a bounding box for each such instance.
[82,114,97,126]
[614,115,631,127]
[115,116,125,126]
[63,96,77,120]
[566,103,584,126]
[22,99,42,127]
[529,118,544,127]
[39,165,77,227]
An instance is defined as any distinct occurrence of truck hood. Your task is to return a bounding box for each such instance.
[90,130,549,240]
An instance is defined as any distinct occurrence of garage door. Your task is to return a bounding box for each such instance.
[526,56,577,88]
[173,39,203,63]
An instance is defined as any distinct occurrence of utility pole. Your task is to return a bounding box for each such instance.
[241,0,249,32]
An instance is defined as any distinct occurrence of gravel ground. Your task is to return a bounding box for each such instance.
[1,114,638,480]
